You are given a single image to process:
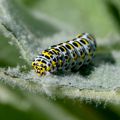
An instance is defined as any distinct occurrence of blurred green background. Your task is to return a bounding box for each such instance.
[0,0,120,120]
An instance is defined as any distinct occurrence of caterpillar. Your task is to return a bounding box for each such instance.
[32,33,97,76]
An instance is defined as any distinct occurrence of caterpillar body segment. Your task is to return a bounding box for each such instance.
[32,33,97,76]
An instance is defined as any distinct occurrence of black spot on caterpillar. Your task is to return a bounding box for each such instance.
[32,33,97,76]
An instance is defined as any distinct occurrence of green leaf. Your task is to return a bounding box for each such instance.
[0,0,120,119]
[0,84,79,120]
[22,0,120,37]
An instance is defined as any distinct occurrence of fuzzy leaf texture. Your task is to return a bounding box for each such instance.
[0,0,120,120]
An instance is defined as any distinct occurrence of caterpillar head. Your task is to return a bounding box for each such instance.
[32,60,48,76]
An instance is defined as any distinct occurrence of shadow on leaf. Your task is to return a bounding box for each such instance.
[77,45,116,77]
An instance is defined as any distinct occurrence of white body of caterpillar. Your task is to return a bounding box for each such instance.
[32,33,97,76]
